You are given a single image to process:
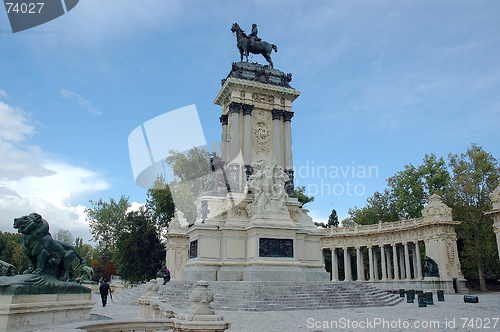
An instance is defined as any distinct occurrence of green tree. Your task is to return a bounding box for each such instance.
[447,144,500,291]
[294,185,314,207]
[85,195,131,254]
[115,210,165,282]
[146,174,176,229]
[164,147,212,223]
[315,208,339,228]
[0,232,28,273]
[74,237,94,265]
[54,229,75,246]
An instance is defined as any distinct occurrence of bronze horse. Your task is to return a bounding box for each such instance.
[231,23,278,68]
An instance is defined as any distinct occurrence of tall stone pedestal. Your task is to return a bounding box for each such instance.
[180,63,329,282]
[0,293,94,330]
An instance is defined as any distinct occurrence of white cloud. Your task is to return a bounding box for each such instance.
[0,90,8,99]
[60,89,101,115]
[0,102,109,241]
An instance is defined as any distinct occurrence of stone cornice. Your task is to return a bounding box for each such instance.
[214,77,301,107]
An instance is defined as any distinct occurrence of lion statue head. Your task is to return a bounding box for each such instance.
[13,212,49,236]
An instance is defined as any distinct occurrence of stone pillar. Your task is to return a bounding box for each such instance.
[415,242,423,280]
[404,243,411,280]
[282,111,295,197]
[368,246,375,281]
[380,245,387,280]
[373,247,379,280]
[283,111,294,169]
[488,184,500,262]
[219,115,228,162]
[242,104,253,165]
[229,102,241,162]
[385,246,392,279]
[344,247,352,281]
[272,109,283,166]
[392,244,399,280]
[331,248,339,281]
[356,247,364,281]
[399,245,406,279]
[412,242,419,280]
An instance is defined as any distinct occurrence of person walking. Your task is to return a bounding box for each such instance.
[99,277,111,307]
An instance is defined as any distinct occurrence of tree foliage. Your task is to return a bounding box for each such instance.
[315,208,339,228]
[294,185,314,207]
[0,232,28,273]
[146,174,176,229]
[446,144,499,290]
[85,195,131,254]
[164,147,212,223]
[115,210,165,282]
[346,144,500,290]
[54,229,75,246]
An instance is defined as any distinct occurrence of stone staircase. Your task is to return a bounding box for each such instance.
[158,281,403,311]
[112,284,148,306]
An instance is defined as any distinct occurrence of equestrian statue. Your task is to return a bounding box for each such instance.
[231,23,278,68]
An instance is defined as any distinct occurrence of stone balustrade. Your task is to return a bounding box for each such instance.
[321,195,468,293]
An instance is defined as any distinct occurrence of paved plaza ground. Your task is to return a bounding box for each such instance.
[8,292,500,332]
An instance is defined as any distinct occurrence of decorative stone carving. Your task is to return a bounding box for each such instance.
[252,111,271,154]
[252,92,274,104]
[421,194,452,222]
[490,181,500,209]
[242,103,254,116]
[223,61,293,88]
[174,281,230,331]
[219,114,228,126]
[168,211,188,234]
[246,159,289,217]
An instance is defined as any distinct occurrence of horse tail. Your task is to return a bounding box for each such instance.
[272,44,278,53]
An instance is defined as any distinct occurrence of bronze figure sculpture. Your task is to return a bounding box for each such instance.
[231,23,278,68]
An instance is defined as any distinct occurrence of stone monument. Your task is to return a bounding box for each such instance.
[0,213,94,330]
[485,181,500,262]
[179,24,329,282]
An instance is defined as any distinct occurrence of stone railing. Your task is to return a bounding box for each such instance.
[327,218,429,236]
[80,280,230,332]
[78,319,173,332]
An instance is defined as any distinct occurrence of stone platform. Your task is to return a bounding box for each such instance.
[158,281,402,311]
[0,293,94,331]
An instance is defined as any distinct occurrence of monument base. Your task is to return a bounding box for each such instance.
[364,278,469,294]
[0,293,95,330]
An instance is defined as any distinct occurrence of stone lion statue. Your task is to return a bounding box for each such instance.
[13,213,83,281]
[0,260,17,276]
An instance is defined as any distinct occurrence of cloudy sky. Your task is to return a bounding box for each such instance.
[1,0,499,242]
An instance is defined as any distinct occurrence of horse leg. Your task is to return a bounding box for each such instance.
[264,52,273,68]
[239,48,244,62]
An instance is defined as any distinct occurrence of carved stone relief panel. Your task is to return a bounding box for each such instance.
[252,110,271,154]
[252,92,274,104]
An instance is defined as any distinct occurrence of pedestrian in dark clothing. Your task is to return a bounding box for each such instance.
[163,268,171,285]
[99,277,111,307]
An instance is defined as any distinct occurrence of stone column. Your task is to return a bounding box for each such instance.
[368,246,375,281]
[415,242,423,280]
[229,102,241,162]
[380,245,387,280]
[404,243,411,279]
[344,247,352,281]
[399,245,406,279]
[356,247,364,281]
[227,102,242,192]
[272,109,283,166]
[412,242,419,280]
[331,248,339,281]
[282,111,295,197]
[242,104,253,165]
[385,246,392,279]
[219,115,228,162]
[392,244,399,280]
[373,247,379,280]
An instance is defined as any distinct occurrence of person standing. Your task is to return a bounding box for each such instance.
[99,277,111,307]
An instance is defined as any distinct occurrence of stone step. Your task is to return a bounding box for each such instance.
[158,281,403,311]
[113,284,148,306]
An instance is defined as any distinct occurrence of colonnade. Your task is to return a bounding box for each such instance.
[330,242,423,282]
